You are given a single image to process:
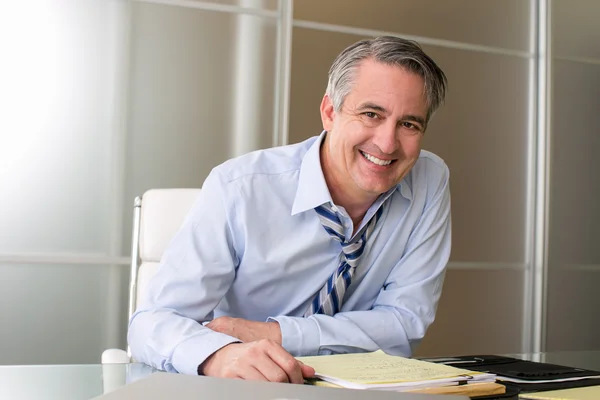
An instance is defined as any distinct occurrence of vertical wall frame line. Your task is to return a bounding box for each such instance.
[273,0,293,147]
[526,0,551,354]
[523,0,538,355]
[522,0,537,355]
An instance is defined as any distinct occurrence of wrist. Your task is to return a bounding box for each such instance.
[197,342,238,376]
[269,321,282,344]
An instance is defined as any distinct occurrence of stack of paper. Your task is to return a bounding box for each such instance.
[297,351,499,393]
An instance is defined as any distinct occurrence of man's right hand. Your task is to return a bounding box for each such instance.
[198,339,315,384]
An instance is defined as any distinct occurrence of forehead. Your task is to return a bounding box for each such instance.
[347,59,427,111]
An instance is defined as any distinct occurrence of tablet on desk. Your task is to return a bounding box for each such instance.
[92,372,470,400]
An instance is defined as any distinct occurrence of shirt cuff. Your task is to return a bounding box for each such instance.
[267,315,320,356]
[171,331,240,375]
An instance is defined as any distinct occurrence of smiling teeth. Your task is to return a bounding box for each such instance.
[361,151,392,166]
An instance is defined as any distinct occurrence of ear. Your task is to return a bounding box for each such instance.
[320,94,336,131]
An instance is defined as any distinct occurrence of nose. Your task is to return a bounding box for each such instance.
[371,121,399,155]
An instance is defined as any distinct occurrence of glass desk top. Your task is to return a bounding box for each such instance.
[1,351,599,400]
[0,363,157,400]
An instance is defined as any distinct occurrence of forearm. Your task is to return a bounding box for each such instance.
[128,309,239,375]
[270,307,421,357]
[206,316,282,344]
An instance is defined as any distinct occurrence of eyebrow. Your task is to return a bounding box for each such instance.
[403,114,426,128]
[357,102,388,114]
[357,102,426,127]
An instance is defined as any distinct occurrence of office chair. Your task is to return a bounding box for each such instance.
[101,188,201,365]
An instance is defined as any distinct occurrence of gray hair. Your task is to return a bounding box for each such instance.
[326,36,447,122]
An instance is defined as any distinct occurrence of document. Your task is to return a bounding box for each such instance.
[520,385,600,400]
[297,351,496,390]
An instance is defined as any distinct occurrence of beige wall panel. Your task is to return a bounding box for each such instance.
[552,0,600,59]
[290,28,530,263]
[422,47,529,264]
[546,269,600,351]
[546,57,600,351]
[547,64,600,265]
[416,269,524,356]
[294,0,532,51]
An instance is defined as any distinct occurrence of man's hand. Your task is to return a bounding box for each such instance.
[199,340,315,383]
[207,316,282,344]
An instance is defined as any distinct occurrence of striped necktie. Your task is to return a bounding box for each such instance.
[304,203,383,317]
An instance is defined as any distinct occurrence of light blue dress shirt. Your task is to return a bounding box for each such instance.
[128,131,451,375]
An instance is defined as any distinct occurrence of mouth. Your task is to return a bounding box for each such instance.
[360,150,395,167]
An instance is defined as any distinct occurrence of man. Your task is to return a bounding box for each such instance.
[129,36,450,384]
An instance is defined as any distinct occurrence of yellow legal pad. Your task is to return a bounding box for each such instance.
[520,385,600,400]
[297,350,496,390]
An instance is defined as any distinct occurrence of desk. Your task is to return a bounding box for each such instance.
[1,352,598,400]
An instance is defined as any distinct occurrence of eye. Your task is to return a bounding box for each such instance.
[364,112,378,119]
[402,121,422,131]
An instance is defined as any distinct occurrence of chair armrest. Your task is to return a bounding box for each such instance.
[101,348,131,364]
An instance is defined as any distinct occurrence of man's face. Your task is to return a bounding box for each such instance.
[320,59,428,202]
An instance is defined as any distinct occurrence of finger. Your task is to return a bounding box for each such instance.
[252,352,293,383]
[237,365,270,382]
[205,321,219,331]
[258,365,291,383]
[265,344,303,384]
[299,361,315,378]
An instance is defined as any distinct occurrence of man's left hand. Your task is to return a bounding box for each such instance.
[206,317,282,344]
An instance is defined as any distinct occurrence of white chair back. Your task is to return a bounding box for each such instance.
[128,189,201,324]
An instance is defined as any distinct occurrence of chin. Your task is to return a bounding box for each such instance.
[352,170,400,196]
[358,182,396,195]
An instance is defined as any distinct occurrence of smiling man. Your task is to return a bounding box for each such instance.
[129,36,450,384]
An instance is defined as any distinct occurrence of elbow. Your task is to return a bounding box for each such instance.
[127,309,149,363]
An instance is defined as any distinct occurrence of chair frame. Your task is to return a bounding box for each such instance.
[126,196,143,357]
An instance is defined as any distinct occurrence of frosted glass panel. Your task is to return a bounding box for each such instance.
[289,29,530,262]
[552,0,600,59]
[122,2,278,253]
[294,0,532,51]
[191,0,278,10]
[0,263,127,365]
[548,61,600,266]
[0,1,125,254]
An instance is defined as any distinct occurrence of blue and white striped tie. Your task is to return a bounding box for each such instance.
[304,203,383,317]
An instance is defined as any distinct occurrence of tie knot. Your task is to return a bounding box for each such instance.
[315,203,345,242]
[315,203,383,256]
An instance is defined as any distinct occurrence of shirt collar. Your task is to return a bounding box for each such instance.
[291,131,413,216]
[291,131,331,216]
